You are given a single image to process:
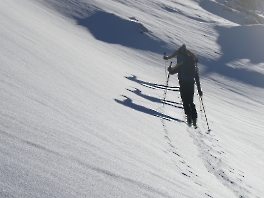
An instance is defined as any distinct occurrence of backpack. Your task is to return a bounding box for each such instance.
[177,53,184,63]
[180,53,196,82]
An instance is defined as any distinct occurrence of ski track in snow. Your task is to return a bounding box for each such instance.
[122,74,259,198]
[159,108,257,198]
[187,128,250,198]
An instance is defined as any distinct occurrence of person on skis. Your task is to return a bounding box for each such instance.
[163,44,203,127]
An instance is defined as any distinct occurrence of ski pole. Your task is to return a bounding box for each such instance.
[199,96,211,133]
[163,61,172,107]
[164,52,167,76]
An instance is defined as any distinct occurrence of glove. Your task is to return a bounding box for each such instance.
[198,89,203,97]
[163,55,168,60]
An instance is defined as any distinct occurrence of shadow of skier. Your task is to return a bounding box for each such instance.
[115,96,184,122]
[127,88,183,109]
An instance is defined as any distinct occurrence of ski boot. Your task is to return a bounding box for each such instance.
[193,118,198,129]
[187,115,192,127]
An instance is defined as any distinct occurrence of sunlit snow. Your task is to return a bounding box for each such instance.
[1,0,264,197]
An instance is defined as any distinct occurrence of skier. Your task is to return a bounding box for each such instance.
[163,44,203,127]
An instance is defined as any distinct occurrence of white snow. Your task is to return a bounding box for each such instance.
[1,0,264,197]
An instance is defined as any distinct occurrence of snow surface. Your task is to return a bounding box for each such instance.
[1,0,264,197]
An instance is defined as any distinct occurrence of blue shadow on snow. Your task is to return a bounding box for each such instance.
[115,96,184,122]
[199,0,264,88]
[127,88,183,109]
[125,75,180,89]
[208,25,264,88]
[76,11,166,54]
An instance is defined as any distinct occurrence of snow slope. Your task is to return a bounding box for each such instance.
[1,0,264,197]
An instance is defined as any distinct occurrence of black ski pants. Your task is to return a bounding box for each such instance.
[179,81,197,119]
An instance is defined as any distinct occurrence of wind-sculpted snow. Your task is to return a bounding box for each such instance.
[36,0,97,18]
[1,0,264,197]
[200,0,264,25]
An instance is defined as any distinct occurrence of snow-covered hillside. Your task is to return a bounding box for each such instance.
[1,0,264,197]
